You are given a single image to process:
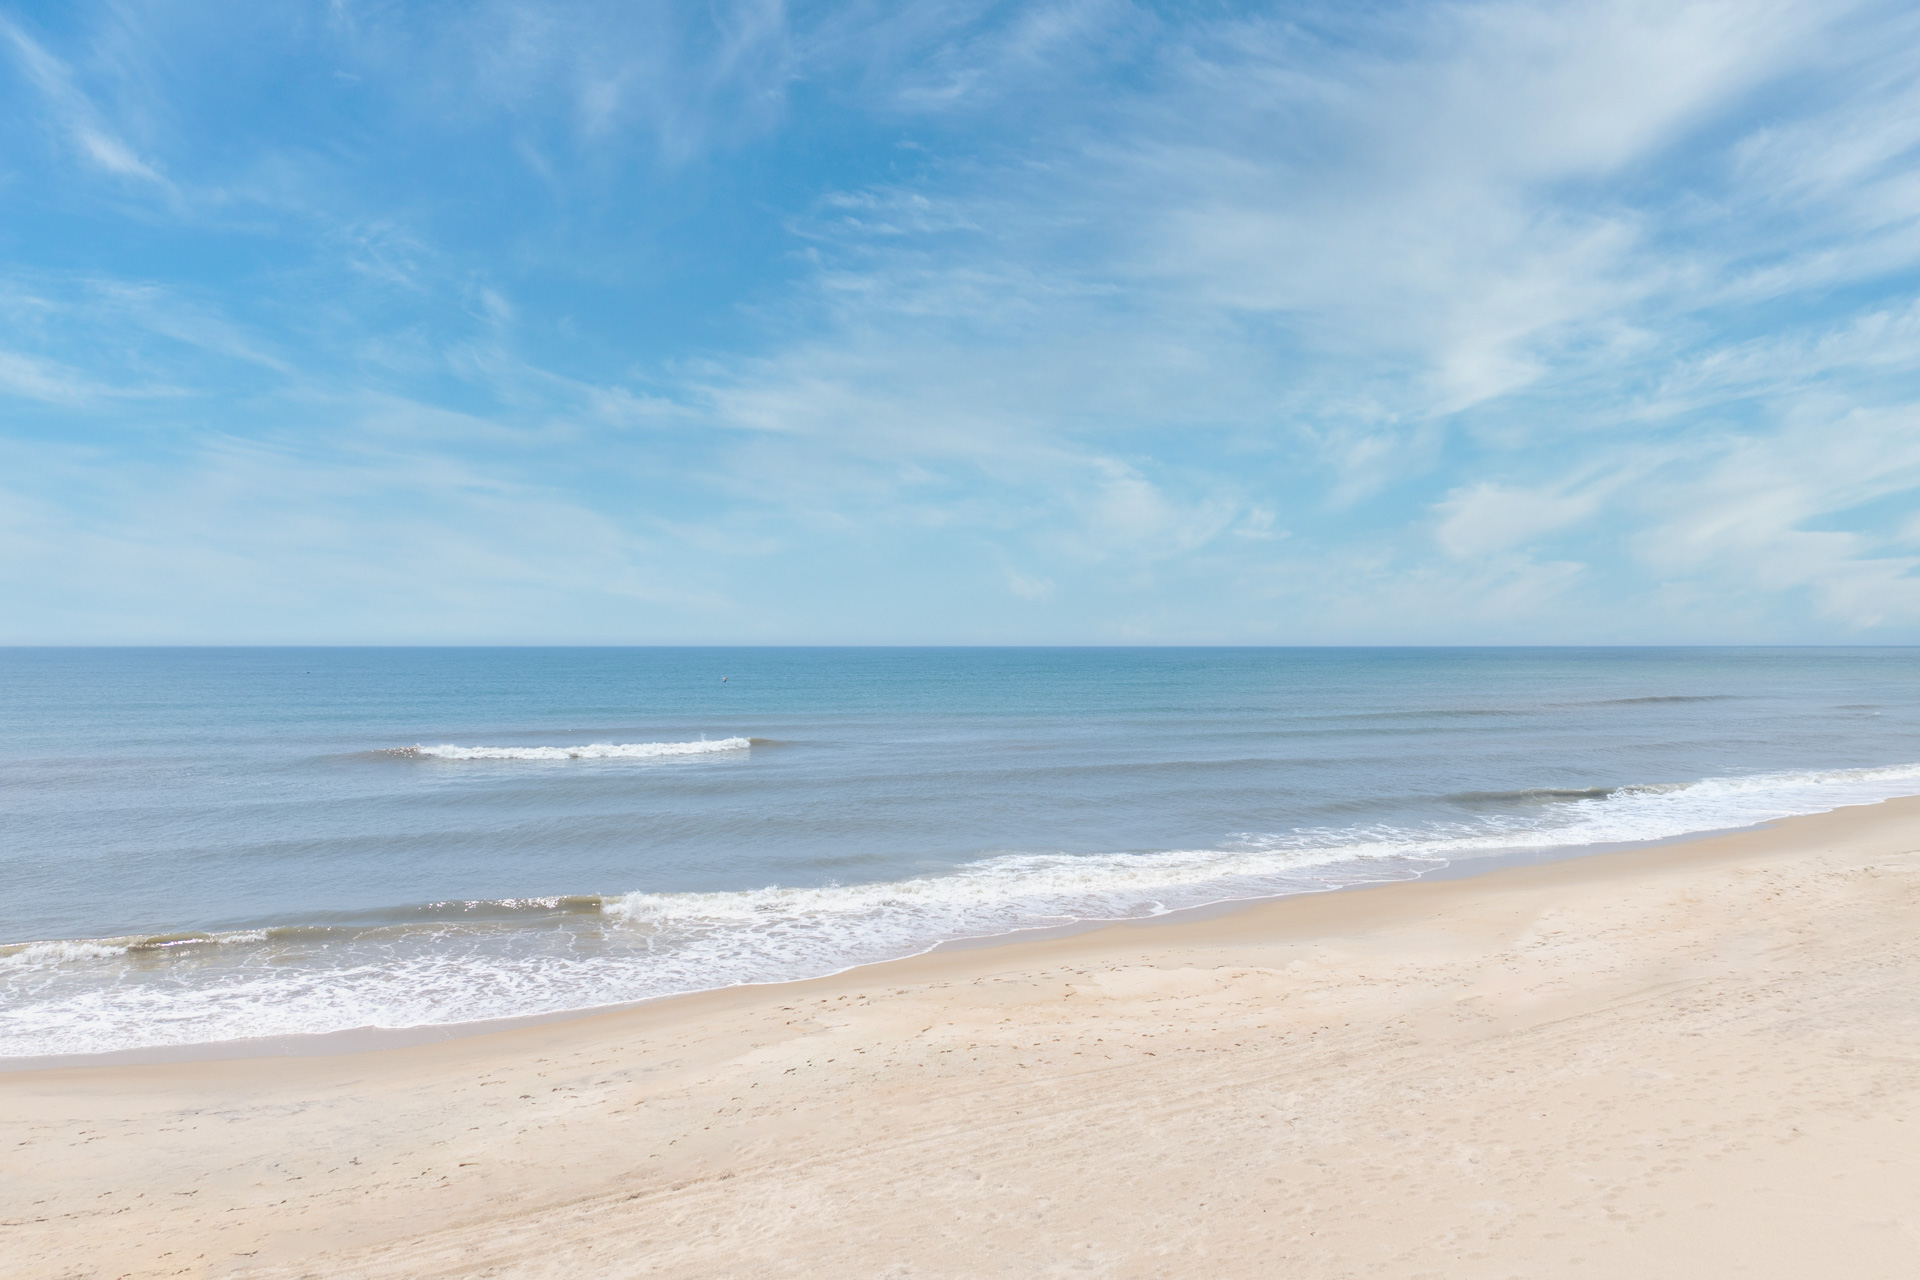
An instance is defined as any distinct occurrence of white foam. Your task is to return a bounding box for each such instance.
[396,737,751,761]
[0,928,272,970]
[0,939,131,968]
[6,760,1919,1059]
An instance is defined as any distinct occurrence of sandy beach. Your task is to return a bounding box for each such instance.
[7,798,1920,1278]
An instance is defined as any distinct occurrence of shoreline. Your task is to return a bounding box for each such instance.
[8,795,1920,1278]
[0,819,1760,1074]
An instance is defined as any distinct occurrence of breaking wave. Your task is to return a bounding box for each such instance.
[388,737,753,761]
[6,759,1920,1060]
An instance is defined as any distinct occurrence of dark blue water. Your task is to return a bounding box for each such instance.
[3,647,1917,1057]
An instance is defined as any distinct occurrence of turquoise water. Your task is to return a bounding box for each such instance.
[3,646,1917,1057]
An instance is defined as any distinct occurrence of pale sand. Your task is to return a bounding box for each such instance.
[7,801,1920,1279]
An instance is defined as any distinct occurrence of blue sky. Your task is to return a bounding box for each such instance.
[3,0,1920,644]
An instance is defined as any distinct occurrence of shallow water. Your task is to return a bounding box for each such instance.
[3,646,1916,1057]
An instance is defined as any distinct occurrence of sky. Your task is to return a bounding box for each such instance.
[3,0,1920,645]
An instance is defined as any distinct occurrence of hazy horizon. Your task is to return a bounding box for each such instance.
[8,642,1920,650]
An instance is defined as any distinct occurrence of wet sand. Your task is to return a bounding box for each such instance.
[6,798,1920,1278]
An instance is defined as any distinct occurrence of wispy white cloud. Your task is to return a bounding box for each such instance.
[0,402,739,643]
[0,349,113,404]
[4,0,1920,641]
[642,0,1920,636]
[1630,403,1920,627]
[332,0,801,164]
[1434,480,1609,559]
[0,14,168,186]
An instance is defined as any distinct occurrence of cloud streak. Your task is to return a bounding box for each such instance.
[1,14,168,185]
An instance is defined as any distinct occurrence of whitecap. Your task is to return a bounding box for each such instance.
[391,737,751,761]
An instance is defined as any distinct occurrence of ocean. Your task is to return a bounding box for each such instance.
[3,646,1917,1060]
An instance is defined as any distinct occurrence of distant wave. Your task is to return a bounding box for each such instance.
[1448,786,1617,803]
[1580,695,1740,706]
[387,737,753,761]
